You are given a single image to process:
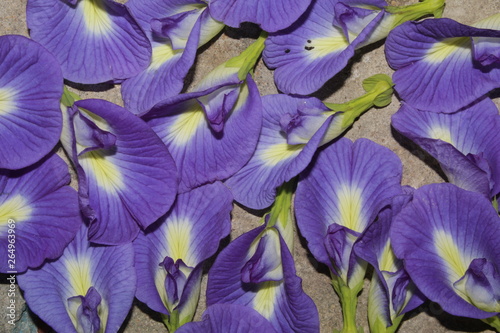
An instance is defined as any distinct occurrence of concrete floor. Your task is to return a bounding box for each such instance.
[0,0,498,332]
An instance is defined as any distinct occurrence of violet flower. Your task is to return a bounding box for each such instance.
[122,0,225,114]
[18,223,136,333]
[0,35,63,169]
[392,98,500,199]
[133,182,233,331]
[27,0,151,84]
[60,96,178,245]
[391,183,500,331]
[0,153,81,273]
[263,0,445,95]
[225,74,393,210]
[385,13,500,113]
[295,137,403,332]
[142,35,264,193]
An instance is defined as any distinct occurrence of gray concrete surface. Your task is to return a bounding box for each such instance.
[0,0,498,332]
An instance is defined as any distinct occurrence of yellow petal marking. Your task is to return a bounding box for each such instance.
[79,149,124,194]
[428,126,453,145]
[253,280,281,319]
[149,44,182,71]
[433,229,469,282]
[81,0,113,35]
[0,88,16,115]
[0,195,33,234]
[307,35,349,59]
[165,218,193,266]
[166,102,205,147]
[425,37,471,63]
[337,184,363,232]
[260,143,305,167]
[379,240,398,272]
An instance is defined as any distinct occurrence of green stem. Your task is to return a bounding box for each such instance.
[266,178,297,250]
[162,310,180,332]
[332,275,364,333]
[482,315,500,332]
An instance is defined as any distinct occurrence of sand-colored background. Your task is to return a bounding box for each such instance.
[0,0,498,332]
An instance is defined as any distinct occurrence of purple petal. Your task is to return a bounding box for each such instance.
[176,304,277,333]
[18,224,136,333]
[295,138,403,278]
[133,182,232,320]
[390,183,500,319]
[63,99,178,245]
[27,0,151,84]
[0,35,62,169]
[67,287,102,333]
[225,94,335,209]
[0,154,81,273]
[207,224,319,332]
[209,0,312,32]
[145,74,262,193]
[385,18,500,113]
[391,99,500,197]
[263,0,385,95]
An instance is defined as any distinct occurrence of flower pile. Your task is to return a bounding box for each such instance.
[0,0,499,332]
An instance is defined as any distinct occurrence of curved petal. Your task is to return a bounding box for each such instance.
[176,304,278,333]
[0,154,81,273]
[145,74,262,193]
[63,99,178,245]
[206,225,320,333]
[122,0,224,114]
[0,35,62,169]
[225,94,336,210]
[390,183,500,319]
[295,138,403,276]
[27,0,152,84]
[263,0,384,95]
[133,182,232,319]
[17,224,136,333]
[208,0,312,32]
[385,18,500,113]
[391,99,500,197]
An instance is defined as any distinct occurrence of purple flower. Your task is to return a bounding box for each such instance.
[60,98,178,245]
[0,35,63,169]
[392,98,500,198]
[391,183,500,324]
[133,182,233,330]
[27,0,151,84]
[385,14,500,113]
[18,224,136,333]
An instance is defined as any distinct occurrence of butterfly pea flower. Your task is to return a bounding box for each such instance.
[295,138,403,332]
[208,0,312,33]
[176,304,278,333]
[0,35,63,170]
[142,35,264,193]
[207,182,319,333]
[122,0,225,115]
[392,98,500,199]
[385,13,500,113]
[133,182,232,331]
[226,74,393,210]
[60,96,178,245]
[27,0,151,84]
[18,223,136,333]
[0,153,81,273]
[354,190,425,333]
[263,0,445,95]
[390,183,500,331]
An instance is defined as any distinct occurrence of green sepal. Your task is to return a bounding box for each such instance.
[225,31,268,80]
[61,86,81,107]
[369,313,405,333]
[385,0,446,28]
[492,196,498,213]
[324,74,394,129]
[482,315,500,332]
[331,274,365,333]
